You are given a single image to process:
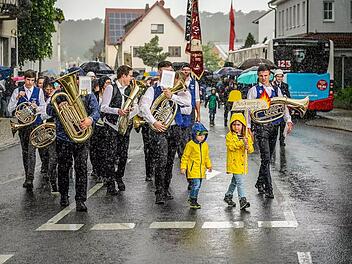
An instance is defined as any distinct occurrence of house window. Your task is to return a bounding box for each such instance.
[302,1,306,25]
[323,1,334,21]
[168,46,181,57]
[133,46,143,57]
[297,3,300,27]
[293,5,296,27]
[289,7,292,28]
[286,8,289,30]
[350,1,352,20]
[151,24,164,34]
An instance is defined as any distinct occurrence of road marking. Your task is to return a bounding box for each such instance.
[150,221,196,229]
[0,255,13,263]
[219,134,225,138]
[202,221,244,229]
[0,176,24,185]
[257,221,298,228]
[206,169,222,180]
[297,252,312,264]
[36,223,84,231]
[91,223,136,230]
[36,183,103,231]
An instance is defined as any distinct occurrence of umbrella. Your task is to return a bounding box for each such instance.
[214,67,237,76]
[144,71,159,77]
[0,66,13,80]
[238,58,277,70]
[237,71,258,85]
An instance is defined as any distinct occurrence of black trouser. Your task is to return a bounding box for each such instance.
[209,108,216,124]
[56,139,88,202]
[101,125,131,185]
[18,125,37,181]
[224,102,232,126]
[47,141,57,185]
[89,125,105,178]
[149,129,168,195]
[165,125,182,191]
[142,125,154,179]
[254,123,279,192]
[177,126,192,158]
[38,146,49,174]
[279,121,286,144]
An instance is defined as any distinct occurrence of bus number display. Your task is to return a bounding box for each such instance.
[277,60,291,69]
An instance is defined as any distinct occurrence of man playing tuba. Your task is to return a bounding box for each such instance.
[8,70,46,191]
[139,61,192,204]
[46,71,100,212]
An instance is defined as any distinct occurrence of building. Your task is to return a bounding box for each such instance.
[252,10,275,43]
[269,0,352,88]
[104,0,188,72]
[0,0,18,68]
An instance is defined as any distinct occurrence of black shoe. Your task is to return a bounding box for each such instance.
[116,179,125,191]
[190,198,201,209]
[106,186,118,196]
[255,183,265,194]
[164,190,174,200]
[22,180,33,190]
[60,195,69,207]
[145,176,152,182]
[265,191,274,199]
[155,193,165,204]
[224,195,236,207]
[76,201,87,212]
[239,197,250,210]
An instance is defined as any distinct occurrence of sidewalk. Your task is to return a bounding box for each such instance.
[305,108,352,132]
[0,118,20,151]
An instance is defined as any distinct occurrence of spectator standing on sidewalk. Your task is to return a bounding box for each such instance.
[205,88,220,127]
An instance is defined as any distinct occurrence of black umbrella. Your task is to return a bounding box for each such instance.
[238,58,277,70]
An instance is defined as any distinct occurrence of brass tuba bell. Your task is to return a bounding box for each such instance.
[30,122,56,148]
[51,71,92,143]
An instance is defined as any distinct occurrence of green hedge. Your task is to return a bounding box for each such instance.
[334,87,352,110]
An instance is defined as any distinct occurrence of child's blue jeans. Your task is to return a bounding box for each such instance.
[225,174,245,198]
[189,178,203,199]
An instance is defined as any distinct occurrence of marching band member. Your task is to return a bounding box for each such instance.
[139,61,192,204]
[8,70,46,191]
[46,73,100,212]
[100,65,138,195]
[247,64,293,199]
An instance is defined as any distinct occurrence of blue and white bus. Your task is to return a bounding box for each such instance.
[229,37,334,112]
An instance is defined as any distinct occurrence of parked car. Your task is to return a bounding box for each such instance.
[80,61,114,77]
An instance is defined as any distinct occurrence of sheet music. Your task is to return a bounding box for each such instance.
[160,70,175,88]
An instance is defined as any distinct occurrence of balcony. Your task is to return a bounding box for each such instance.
[0,0,19,20]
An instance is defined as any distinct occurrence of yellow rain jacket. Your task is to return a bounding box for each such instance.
[226,113,254,174]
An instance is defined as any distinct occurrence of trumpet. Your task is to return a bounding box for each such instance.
[30,122,56,148]
[10,101,39,136]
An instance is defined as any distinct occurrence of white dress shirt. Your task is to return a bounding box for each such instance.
[100,80,139,130]
[246,84,292,128]
[139,82,192,126]
[8,85,46,116]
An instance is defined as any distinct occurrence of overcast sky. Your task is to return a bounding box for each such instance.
[55,0,269,20]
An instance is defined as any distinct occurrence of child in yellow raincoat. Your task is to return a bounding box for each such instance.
[181,123,212,209]
[224,113,254,210]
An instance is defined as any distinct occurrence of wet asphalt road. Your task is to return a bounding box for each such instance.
[0,108,351,264]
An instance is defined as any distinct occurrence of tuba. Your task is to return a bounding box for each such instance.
[30,122,56,148]
[118,80,147,136]
[134,72,186,131]
[10,101,39,136]
[50,71,92,143]
[251,96,309,124]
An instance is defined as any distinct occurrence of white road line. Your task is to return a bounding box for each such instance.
[91,223,136,230]
[257,221,298,228]
[0,176,24,185]
[206,169,222,180]
[202,221,244,229]
[0,255,13,263]
[36,183,103,231]
[150,221,196,229]
[36,223,84,231]
[219,134,225,138]
[297,252,312,264]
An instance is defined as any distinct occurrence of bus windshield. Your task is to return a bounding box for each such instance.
[273,39,330,74]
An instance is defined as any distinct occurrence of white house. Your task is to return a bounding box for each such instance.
[252,10,275,43]
[269,0,352,88]
[104,0,188,72]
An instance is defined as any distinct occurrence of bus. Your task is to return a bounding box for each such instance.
[229,38,334,113]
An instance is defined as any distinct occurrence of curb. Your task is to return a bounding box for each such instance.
[0,140,20,151]
[305,118,352,133]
